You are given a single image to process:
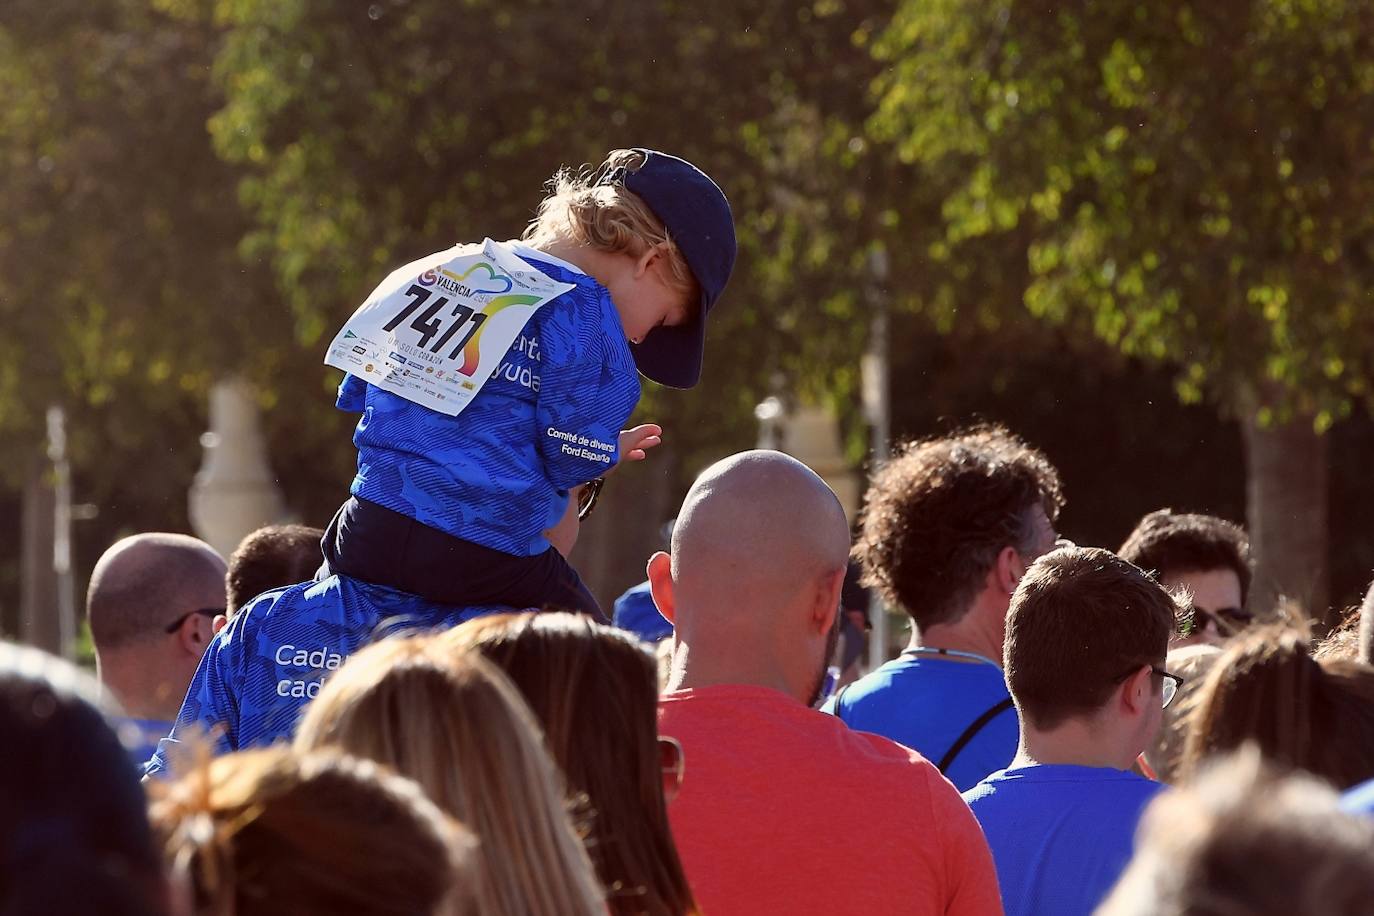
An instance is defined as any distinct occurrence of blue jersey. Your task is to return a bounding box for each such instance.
[964,764,1163,916]
[824,653,1018,791]
[145,575,500,777]
[342,244,641,557]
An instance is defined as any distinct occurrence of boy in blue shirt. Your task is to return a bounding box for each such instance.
[148,149,735,775]
[321,148,735,620]
[963,546,1183,916]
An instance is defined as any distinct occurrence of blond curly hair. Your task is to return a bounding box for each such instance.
[524,149,699,311]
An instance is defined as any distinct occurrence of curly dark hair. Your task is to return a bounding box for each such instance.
[853,425,1064,629]
[1118,509,1252,604]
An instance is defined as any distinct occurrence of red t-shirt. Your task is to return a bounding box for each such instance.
[658,685,1003,916]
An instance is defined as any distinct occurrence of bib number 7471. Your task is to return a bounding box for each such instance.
[323,238,575,418]
[382,284,488,359]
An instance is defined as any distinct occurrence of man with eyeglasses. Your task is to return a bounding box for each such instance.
[86,533,228,767]
[1118,508,1254,646]
[145,479,601,776]
[963,546,1184,916]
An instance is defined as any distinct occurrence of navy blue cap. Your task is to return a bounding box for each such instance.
[599,149,736,389]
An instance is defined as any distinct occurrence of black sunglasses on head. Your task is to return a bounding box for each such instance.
[164,607,223,634]
[577,478,606,521]
[1179,605,1254,639]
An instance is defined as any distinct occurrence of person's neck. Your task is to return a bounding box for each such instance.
[535,240,614,286]
[97,652,183,722]
[664,641,805,704]
[910,596,1005,665]
[1013,721,1139,771]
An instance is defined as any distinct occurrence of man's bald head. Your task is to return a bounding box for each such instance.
[87,533,228,651]
[670,450,850,626]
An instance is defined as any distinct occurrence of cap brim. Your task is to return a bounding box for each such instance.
[630,292,708,389]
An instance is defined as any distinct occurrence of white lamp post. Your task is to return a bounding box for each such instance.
[189,379,287,558]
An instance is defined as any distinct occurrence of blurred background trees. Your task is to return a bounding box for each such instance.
[4,0,1374,637]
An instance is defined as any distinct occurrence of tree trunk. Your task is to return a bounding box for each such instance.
[1242,410,1330,622]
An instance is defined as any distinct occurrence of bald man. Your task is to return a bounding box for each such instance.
[146,481,595,777]
[87,533,228,765]
[652,451,1002,916]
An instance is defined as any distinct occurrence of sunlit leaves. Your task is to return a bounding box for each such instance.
[872,0,1374,423]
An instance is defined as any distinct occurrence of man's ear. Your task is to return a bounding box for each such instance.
[1120,665,1153,717]
[812,566,847,635]
[647,551,676,624]
[176,616,209,657]
[993,545,1023,596]
[212,614,229,636]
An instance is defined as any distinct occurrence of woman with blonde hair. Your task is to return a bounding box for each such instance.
[444,611,696,916]
[149,746,473,916]
[294,634,605,916]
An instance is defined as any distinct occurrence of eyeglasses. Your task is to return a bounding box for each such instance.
[164,607,223,634]
[659,735,685,802]
[1179,605,1254,639]
[1116,664,1185,708]
[577,477,605,521]
[1153,666,1184,708]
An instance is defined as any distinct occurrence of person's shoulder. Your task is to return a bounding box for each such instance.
[521,265,631,369]
[822,709,954,793]
[220,578,350,644]
[961,768,1013,803]
[371,243,477,297]
[232,580,316,624]
[970,764,1163,805]
[836,658,910,701]
[843,655,999,709]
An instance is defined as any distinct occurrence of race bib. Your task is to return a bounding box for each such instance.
[324,238,575,417]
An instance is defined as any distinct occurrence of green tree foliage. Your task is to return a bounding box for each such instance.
[184,0,896,470]
[0,0,277,483]
[870,0,1374,429]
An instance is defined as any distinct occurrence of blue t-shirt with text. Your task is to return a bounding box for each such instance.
[824,653,1017,791]
[145,575,500,777]
[963,764,1163,916]
[341,245,640,557]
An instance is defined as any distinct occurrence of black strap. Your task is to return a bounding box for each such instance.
[829,681,852,713]
[937,698,1015,773]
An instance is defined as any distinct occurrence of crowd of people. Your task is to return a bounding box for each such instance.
[8,431,1374,914]
[9,147,1374,914]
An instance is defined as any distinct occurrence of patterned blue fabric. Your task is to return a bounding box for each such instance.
[343,247,641,557]
[144,575,501,777]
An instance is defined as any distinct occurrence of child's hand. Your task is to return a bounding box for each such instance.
[617,424,663,467]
